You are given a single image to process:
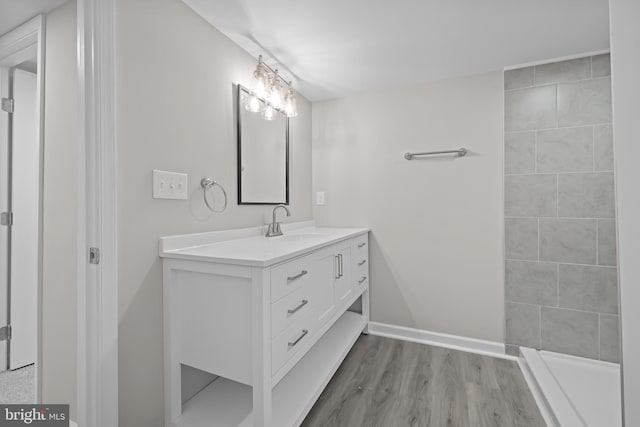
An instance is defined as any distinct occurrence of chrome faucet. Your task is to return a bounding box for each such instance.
[266,204,291,237]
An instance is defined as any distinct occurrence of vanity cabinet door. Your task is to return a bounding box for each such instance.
[333,244,352,307]
[313,254,337,327]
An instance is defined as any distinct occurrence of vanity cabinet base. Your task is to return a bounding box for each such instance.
[171,311,367,427]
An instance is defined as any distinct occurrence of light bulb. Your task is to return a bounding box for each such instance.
[268,71,283,109]
[244,94,261,113]
[252,62,271,99]
[284,87,298,118]
[263,104,276,120]
[270,86,284,110]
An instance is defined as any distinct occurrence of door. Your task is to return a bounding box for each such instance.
[8,68,38,370]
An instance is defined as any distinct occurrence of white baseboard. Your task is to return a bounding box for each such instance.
[70,421,78,427]
[367,321,514,360]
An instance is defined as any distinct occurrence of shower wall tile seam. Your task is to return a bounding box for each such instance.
[505,122,613,134]
[503,74,612,92]
[505,170,614,177]
[505,216,615,221]
[505,300,616,316]
[505,258,617,269]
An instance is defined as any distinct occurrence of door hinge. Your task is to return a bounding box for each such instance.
[1,98,14,113]
[0,212,12,226]
[0,325,11,341]
[89,247,100,265]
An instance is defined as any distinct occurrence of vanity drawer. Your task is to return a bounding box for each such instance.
[354,272,369,288]
[272,317,317,375]
[270,254,315,302]
[354,256,368,278]
[353,234,369,257]
[271,284,316,338]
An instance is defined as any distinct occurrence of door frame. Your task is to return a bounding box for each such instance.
[0,14,46,403]
[77,0,118,425]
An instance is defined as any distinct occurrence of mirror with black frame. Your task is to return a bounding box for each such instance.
[237,84,289,205]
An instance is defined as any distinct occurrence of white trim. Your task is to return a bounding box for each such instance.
[520,348,591,427]
[517,351,561,427]
[504,49,610,71]
[367,321,514,360]
[77,0,118,426]
[0,14,45,404]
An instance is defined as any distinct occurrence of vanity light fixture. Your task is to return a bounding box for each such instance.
[246,55,298,119]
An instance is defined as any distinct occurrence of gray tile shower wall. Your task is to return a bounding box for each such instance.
[504,54,620,362]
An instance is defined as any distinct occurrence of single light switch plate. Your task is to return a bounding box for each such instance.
[153,170,188,200]
[316,191,325,206]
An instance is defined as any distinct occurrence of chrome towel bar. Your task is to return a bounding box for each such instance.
[404,148,467,160]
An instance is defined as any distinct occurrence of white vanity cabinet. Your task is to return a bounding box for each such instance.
[160,224,370,427]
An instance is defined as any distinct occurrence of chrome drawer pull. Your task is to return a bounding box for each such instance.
[287,270,308,282]
[358,259,367,266]
[357,242,366,248]
[288,329,309,348]
[287,299,309,315]
[358,276,367,284]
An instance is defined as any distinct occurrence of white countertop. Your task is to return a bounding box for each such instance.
[159,221,369,267]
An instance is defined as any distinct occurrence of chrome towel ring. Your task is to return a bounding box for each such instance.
[200,178,228,213]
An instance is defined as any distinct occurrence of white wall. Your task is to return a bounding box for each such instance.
[313,71,505,342]
[115,0,312,425]
[42,0,77,418]
[609,0,640,424]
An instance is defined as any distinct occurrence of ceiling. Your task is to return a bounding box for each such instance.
[182,0,610,102]
[0,0,67,37]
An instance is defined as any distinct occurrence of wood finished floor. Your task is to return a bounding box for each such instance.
[302,335,546,427]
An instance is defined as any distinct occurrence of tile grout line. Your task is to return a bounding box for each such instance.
[503,74,611,92]
[505,170,614,177]
[506,215,612,221]
[505,300,615,317]
[505,122,613,134]
[505,258,616,269]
